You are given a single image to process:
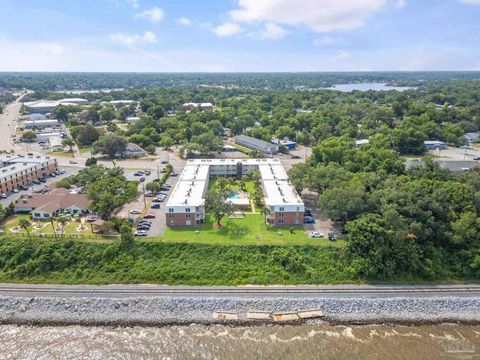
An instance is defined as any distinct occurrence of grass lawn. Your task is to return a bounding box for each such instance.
[2,214,95,236]
[79,147,93,154]
[208,178,257,193]
[47,150,74,158]
[159,214,344,247]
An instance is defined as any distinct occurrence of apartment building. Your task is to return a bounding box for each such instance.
[165,158,304,227]
[234,134,279,155]
[0,155,58,194]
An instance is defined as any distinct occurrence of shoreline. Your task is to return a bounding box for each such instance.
[2,295,480,328]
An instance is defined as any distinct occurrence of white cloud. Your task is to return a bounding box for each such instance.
[212,22,244,37]
[313,35,337,46]
[260,23,288,39]
[229,0,387,32]
[111,0,140,9]
[135,7,164,23]
[461,0,480,4]
[109,31,157,46]
[178,17,192,25]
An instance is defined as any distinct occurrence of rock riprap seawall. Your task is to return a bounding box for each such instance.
[1,296,480,326]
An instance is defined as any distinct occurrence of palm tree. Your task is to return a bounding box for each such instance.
[19,219,31,240]
[49,217,57,239]
[57,216,68,237]
[260,207,271,224]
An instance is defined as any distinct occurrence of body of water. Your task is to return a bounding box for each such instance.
[0,323,479,359]
[326,83,416,92]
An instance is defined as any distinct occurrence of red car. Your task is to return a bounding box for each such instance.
[143,213,156,219]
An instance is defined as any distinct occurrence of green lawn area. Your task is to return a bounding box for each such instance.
[208,178,256,193]
[79,147,93,154]
[47,150,74,158]
[2,214,95,236]
[159,214,343,247]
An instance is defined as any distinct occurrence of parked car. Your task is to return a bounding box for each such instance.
[0,193,7,199]
[58,169,66,174]
[143,213,156,219]
[474,157,480,161]
[69,160,77,164]
[303,216,315,224]
[291,155,301,159]
[137,225,150,231]
[151,203,160,209]
[13,188,19,193]
[304,209,312,217]
[139,220,152,225]
[160,187,170,191]
[145,170,151,175]
[49,173,56,177]
[32,180,41,185]
[170,173,178,177]
[129,209,141,215]
[134,230,148,236]
[19,185,29,191]
[161,160,169,164]
[139,177,146,182]
[328,233,337,241]
[310,232,324,238]
[133,171,144,176]
[152,198,162,203]
[38,178,46,183]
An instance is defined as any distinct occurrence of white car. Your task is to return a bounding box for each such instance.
[0,193,7,199]
[310,232,324,238]
[129,209,142,215]
[134,230,148,236]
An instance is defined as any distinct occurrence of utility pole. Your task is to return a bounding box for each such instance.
[142,182,147,209]
[157,165,160,181]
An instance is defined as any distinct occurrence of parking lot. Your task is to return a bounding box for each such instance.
[117,159,186,237]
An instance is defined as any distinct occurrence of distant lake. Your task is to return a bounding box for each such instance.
[326,82,416,92]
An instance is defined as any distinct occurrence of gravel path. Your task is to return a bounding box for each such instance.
[2,295,480,326]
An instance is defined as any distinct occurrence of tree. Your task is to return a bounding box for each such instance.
[85,157,97,166]
[146,182,161,193]
[391,127,426,155]
[120,224,134,248]
[159,135,174,149]
[53,105,69,121]
[205,188,236,227]
[77,125,100,146]
[99,106,115,122]
[260,206,271,223]
[57,216,68,236]
[319,183,367,224]
[62,136,74,151]
[22,131,36,142]
[93,134,128,157]
[50,217,57,239]
[87,176,137,219]
[19,219,31,240]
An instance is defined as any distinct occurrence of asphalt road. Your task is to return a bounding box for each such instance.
[0,284,479,298]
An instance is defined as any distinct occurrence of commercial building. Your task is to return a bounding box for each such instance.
[464,132,480,144]
[125,116,141,123]
[115,143,147,158]
[166,158,304,227]
[36,132,63,141]
[424,140,448,150]
[0,155,58,194]
[235,134,279,155]
[272,138,297,150]
[23,119,60,129]
[14,188,91,220]
[182,102,214,111]
[48,136,64,152]
[23,98,88,114]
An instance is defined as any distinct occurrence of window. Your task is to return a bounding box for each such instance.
[168,208,174,213]
[169,214,174,218]
[186,214,191,219]
[279,213,284,217]
[279,219,284,224]
[185,208,191,213]
[279,207,285,212]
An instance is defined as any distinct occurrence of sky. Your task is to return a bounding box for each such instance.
[0,0,479,72]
